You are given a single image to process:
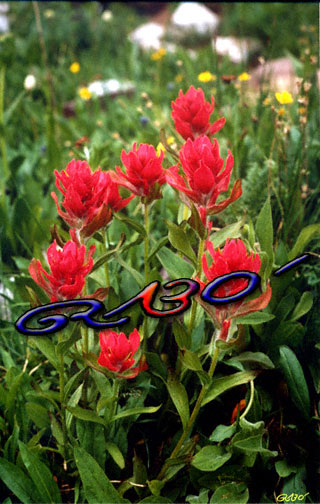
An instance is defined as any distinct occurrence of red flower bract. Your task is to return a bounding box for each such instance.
[166,136,242,225]
[197,238,272,327]
[98,329,148,379]
[29,238,95,302]
[110,142,166,203]
[171,86,225,140]
[51,159,133,240]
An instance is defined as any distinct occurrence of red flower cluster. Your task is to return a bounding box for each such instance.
[171,86,225,140]
[98,329,148,379]
[51,159,133,240]
[166,136,242,225]
[198,239,272,338]
[29,238,95,302]
[111,142,166,203]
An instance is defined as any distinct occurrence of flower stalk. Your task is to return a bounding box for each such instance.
[58,332,68,465]
[157,343,220,481]
[143,203,149,345]
[0,65,8,208]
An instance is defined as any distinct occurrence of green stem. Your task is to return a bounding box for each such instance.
[188,237,205,336]
[82,281,88,354]
[0,65,8,207]
[102,229,110,287]
[143,203,149,346]
[110,379,121,420]
[58,332,68,465]
[240,380,255,420]
[157,344,220,481]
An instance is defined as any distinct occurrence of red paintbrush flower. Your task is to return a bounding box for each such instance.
[110,142,166,203]
[51,159,133,240]
[171,86,225,140]
[98,328,148,379]
[197,238,272,330]
[230,399,246,424]
[166,136,242,225]
[29,237,95,302]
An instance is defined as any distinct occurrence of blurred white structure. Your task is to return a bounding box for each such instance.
[129,22,165,50]
[214,36,260,64]
[170,3,219,38]
[0,2,9,33]
[88,79,135,97]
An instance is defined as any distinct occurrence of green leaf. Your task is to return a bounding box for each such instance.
[211,220,243,248]
[66,406,106,426]
[0,458,38,504]
[115,212,146,237]
[167,370,190,430]
[209,424,237,442]
[256,197,273,277]
[191,445,232,472]
[29,337,59,370]
[18,441,61,504]
[66,383,83,429]
[74,446,129,503]
[92,233,127,271]
[186,489,210,504]
[202,371,259,407]
[56,322,82,356]
[288,223,320,260]
[4,90,26,125]
[172,319,191,350]
[233,312,275,325]
[147,479,165,497]
[210,483,249,504]
[148,236,168,263]
[157,246,194,279]
[232,419,277,458]
[140,497,172,503]
[110,405,161,422]
[227,352,275,371]
[51,415,64,446]
[6,371,25,420]
[115,252,144,288]
[278,346,310,418]
[105,441,125,469]
[166,220,197,265]
[275,460,298,478]
[180,349,203,371]
[289,291,313,321]
[26,402,50,429]
[233,433,277,456]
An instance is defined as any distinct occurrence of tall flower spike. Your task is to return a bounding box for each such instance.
[171,86,225,140]
[29,235,95,302]
[98,329,148,379]
[166,136,242,226]
[110,142,166,203]
[51,159,133,240]
[196,238,272,330]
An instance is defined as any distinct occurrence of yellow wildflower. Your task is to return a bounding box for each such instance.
[298,107,307,115]
[78,87,92,101]
[70,62,80,74]
[278,108,285,116]
[44,9,55,19]
[167,136,175,145]
[151,48,167,61]
[263,97,271,106]
[238,72,251,82]
[198,71,216,83]
[275,91,293,105]
[175,73,184,83]
[156,142,165,157]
